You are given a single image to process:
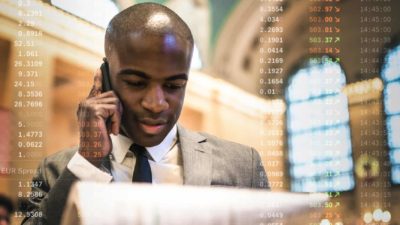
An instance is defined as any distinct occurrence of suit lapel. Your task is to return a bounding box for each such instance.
[177,124,212,186]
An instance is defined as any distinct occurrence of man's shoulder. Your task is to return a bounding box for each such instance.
[200,132,253,150]
[32,147,78,186]
[42,147,78,167]
[178,125,254,156]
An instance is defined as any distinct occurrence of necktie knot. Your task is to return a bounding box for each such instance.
[129,143,147,157]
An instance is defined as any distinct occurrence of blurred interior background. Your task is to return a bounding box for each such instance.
[0,0,399,224]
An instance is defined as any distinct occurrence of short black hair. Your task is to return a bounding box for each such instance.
[105,3,194,57]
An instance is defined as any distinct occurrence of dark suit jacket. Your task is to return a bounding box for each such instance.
[21,125,269,225]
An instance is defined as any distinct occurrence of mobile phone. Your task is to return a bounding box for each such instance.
[100,58,113,130]
[101,58,112,92]
[100,58,126,136]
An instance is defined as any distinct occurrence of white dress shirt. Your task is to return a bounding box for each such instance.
[67,125,183,184]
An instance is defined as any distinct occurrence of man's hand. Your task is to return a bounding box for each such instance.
[77,69,122,167]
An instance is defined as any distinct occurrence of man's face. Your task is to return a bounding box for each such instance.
[108,31,192,147]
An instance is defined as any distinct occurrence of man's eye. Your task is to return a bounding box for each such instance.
[164,83,185,90]
[126,81,146,87]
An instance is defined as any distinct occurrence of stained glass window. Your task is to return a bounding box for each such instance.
[286,58,354,192]
[381,45,400,184]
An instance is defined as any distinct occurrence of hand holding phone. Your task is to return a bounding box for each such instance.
[76,59,122,167]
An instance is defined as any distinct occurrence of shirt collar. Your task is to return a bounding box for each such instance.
[111,124,178,163]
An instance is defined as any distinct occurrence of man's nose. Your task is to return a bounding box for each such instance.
[141,85,169,113]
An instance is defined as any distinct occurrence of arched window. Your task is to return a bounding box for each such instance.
[381,45,400,184]
[51,0,203,70]
[51,0,119,28]
[286,58,354,192]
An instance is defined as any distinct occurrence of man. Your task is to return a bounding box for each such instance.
[22,3,268,225]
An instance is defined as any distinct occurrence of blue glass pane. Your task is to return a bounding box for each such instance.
[287,69,311,102]
[319,63,346,93]
[338,158,353,174]
[384,82,400,115]
[387,115,400,148]
[321,94,350,126]
[288,101,313,132]
[287,62,346,103]
[317,179,331,192]
[291,164,315,178]
[326,126,352,160]
[302,178,317,192]
[289,126,351,165]
[288,94,349,133]
[292,173,354,193]
[291,180,302,192]
[318,157,352,178]
[389,148,400,164]
[332,174,355,192]
[392,166,400,184]
[289,132,315,164]
[291,158,352,179]
[382,46,400,82]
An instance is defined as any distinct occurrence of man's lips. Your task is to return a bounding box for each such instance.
[138,118,167,134]
[139,123,166,134]
[139,118,167,125]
